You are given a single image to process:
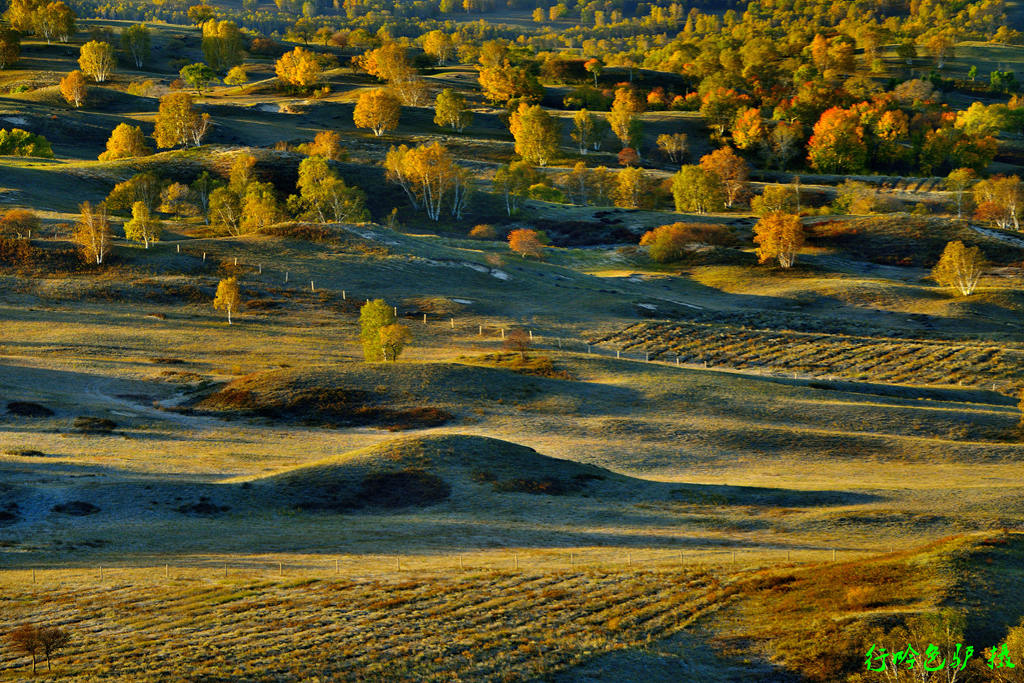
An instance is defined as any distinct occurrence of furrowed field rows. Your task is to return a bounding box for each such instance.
[0,570,724,681]
[596,322,1024,388]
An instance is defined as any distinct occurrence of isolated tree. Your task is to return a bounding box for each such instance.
[946,168,976,219]
[37,626,70,673]
[123,201,161,248]
[672,165,724,214]
[201,19,243,72]
[353,88,400,137]
[700,147,748,209]
[508,228,544,258]
[275,46,322,90]
[656,132,688,163]
[932,241,984,296]
[0,208,38,238]
[98,123,150,161]
[434,88,471,132]
[504,327,531,359]
[213,276,241,324]
[609,87,644,149]
[121,23,150,68]
[209,187,242,235]
[154,92,210,148]
[360,298,396,362]
[180,63,217,94]
[571,109,607,154]
[78,40,114,82]
[73,201,111,265]
[59,69,86,107]
[0,29,21,69]
[9,624,42,675]
[509,102,558,166]
[583,57,602,86]
[753,212,803,268]
[807,107,866,174]
[224,65,247,86]
[379,323,411,361]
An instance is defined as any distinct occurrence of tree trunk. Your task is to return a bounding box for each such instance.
[227,307,232,324]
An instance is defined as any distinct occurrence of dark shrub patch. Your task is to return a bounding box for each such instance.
[7,401,54,417]
[52,501,100,515]
[73,417,117,433]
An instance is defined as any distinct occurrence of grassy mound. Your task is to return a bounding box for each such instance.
[235,434,616,511]
[193,361,588,429]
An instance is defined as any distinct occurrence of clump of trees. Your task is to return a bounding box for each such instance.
[0,129,52,157]
[73,201,111,264]
[0,208,38,238]
[121,23,150,68]
[154,92,210,149]
[8,624,71,675]
[290,155,367,223]
[932,241,984,296]
[640,222,735,263]
[360,299,410,361]
[385,142,469,221]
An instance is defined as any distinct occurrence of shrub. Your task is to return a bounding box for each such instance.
[639,222,737,263]
[469,224,497,239]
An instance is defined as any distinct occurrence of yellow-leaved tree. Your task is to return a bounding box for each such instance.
[59,69,86,107]
[123,201,161,248]
[154,92,210,148]
[508,102,558,166]
[213,276,241,324]
[931,240,984,297]
[275,46,322,90]
[98,123,151,161]
[353,88,400,137]
[753,212,803,268]
[78,41,114,82]
[73,201,112,264]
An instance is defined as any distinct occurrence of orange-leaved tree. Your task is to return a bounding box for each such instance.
[753,212,803,268]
